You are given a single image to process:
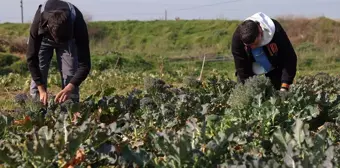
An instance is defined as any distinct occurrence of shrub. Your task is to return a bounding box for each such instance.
[10,60,28,74]
[8,37,27,54]
[0,53,20,67]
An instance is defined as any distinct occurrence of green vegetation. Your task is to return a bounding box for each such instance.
[0,15,340,167]
[0,73,339,167]
[0,18,339,65]
[1,16,340,70]
[0,16,339,109]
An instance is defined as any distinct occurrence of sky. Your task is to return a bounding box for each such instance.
[0,0,339,23]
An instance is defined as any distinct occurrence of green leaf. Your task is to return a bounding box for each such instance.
[103,87,116,97]
[37,126,53,146]
[206,114,218,122]
[273,128,288,150]
[121,145,146,167]
[293,119,305,147]
[283,154,296,168]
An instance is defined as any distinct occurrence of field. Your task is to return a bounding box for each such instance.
[0,16,339,167]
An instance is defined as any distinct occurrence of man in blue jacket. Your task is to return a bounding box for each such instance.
[26,0,91,105]
[231,12,297,91]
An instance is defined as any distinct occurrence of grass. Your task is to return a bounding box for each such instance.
[1,16,340,59]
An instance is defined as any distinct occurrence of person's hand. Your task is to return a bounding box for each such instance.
[280,83,289,92]
[280,88,288,92]
[37,85,48,106]
[55,84,75,104]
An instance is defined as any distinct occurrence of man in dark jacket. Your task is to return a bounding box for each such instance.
[231,12,297,91]
[26,0,91,105]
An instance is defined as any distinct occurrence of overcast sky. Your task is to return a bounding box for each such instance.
[0,0,339,23]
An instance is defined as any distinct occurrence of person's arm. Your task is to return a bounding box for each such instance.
[231,27,254,84]
[26,5,44,86]
[69,6,91,87]
[274,20,297,90]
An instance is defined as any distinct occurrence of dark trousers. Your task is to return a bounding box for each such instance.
[265,68,283,90]
[30,38,80,102]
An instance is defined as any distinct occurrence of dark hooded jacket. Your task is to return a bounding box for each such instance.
[26,0,91,87]
[232,17,297,85]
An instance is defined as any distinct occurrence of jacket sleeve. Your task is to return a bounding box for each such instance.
[231,27,254,83]
[69,6,91,87]
[275,20,297,86]
[26,5,44,86]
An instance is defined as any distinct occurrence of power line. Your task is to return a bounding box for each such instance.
[5,0,245,22]
[94,0,244,18]
[2,0,339,23]
[93,12,164,17]
[173,0,244,11]
[162,0,244,20]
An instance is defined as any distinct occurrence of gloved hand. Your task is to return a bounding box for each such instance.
[280,83,289,91]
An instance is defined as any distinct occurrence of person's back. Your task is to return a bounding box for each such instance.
[39,0,76,43]
[26,0,91,105]
[231,12,297,91]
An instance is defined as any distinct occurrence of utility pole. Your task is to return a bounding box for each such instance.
[20,0,24,23]
[165,9,167,20]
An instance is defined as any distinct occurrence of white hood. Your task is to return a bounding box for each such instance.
[245,12,275,46]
